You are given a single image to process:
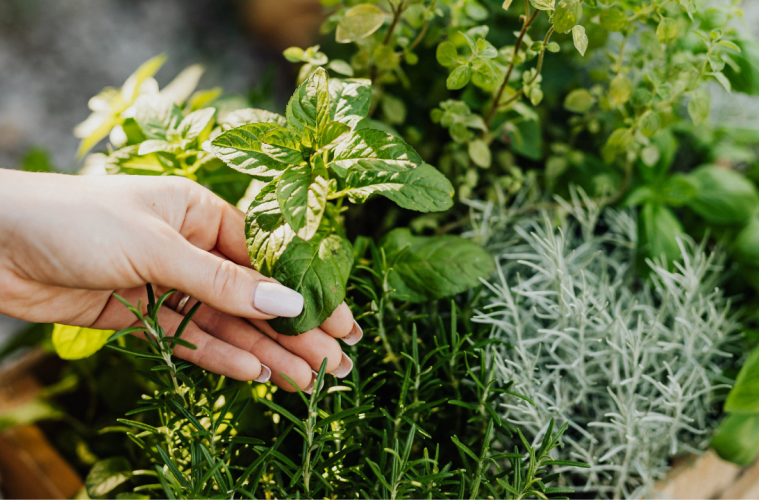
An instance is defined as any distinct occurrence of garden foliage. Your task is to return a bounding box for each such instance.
[10,0,759,494]
[468,189,739,498]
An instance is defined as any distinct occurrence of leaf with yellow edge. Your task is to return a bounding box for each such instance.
[52,324,115,360]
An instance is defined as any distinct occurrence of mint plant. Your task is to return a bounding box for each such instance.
[210,67,456,334]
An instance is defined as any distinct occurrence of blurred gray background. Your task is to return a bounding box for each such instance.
[0,0,758,349]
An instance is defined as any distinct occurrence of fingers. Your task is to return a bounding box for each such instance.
[181,302,315,393]
[319,302,363,346]
[92,290,267,382]
[147,235,303,321]
[252,319,354,379]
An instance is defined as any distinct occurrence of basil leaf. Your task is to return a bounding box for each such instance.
[639,202,683,263]
[685,165,759,225]
[134,95,183,140]
[211,123,292,179]
[712,414,759,467]
[245,182,296,277]
[342,163,453,212]
[380,228,495,302]
[328,78,372,129]
[724,345,759,413]
[219,108,288,130]
[277,160,329,241]
[329,128,422,176]
[286,67,331,146]
[268,231,354,335]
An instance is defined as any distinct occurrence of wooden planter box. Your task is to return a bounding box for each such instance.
[0,349,757,499]
[0,349,82,499]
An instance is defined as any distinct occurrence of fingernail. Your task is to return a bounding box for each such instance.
[342,320,363,346]
[253,281,304,317]
[332,353,353,378]
[254,364,271,383]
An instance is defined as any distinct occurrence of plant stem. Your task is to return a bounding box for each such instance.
[370,0,405,82]
[484,7,540,128]
[408,0,437,52]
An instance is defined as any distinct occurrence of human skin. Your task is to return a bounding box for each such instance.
[0,169,362,392]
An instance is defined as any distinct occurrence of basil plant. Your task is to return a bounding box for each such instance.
[211,68,454,335]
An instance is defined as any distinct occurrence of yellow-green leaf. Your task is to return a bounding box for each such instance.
[52,324,114,360]
[336,4,386,43]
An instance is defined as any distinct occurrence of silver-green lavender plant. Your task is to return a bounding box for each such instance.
[467,189,739,498]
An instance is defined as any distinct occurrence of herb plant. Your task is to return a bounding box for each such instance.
[469,190,739,497]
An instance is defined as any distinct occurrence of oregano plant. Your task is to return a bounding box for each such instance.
[210,67,455,335]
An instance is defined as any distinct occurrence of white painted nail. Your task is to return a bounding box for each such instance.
[253,281,304,317]
[342,320,363,346]
[304,370,322,395]
[254,364,271,383]
[332,353,354,378]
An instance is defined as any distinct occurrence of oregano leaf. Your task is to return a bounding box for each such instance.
[335,4,385,43]
[268,231,354,335]
[277,159,329,241]
[553,0,582,34]
[572,25,588,56]
[529,0,555,10]
[341,163,454,212]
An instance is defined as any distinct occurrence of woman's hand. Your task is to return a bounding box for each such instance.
[0,170,362,392]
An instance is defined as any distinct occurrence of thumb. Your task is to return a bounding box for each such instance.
[150,236,303,320]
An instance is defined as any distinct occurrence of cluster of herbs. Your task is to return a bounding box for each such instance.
[466,189,739,497]
[5,0,759,495]
[74,269,591,499]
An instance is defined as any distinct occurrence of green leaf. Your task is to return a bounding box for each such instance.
[329,78,372,129]
[712,72,732,93]
[436,42,459,67]
[211,123,293,179]
[134,95,183,141]
[52,324,115,360]
[86,457,133,499]
[246,183,297,277]
[169,107,215,144]
[268,231,354,335]
[639,111,660,139]
[329,128,422,176]
[639,203,683,263]
[327,59,354,76]
[380,228,495,302]
[529,0,555,10]
[572,25,588,56]
[220,108,288,130]
[724,345,759,413]
[286,67,331,146]
[563,89,596,113]
[599,9,627,32]
[160,64,205,105]
[609,75,633,107]
[735,217,759,264]
[336,4,386,43]
[468,139,492,168]
[712,414,759,466]
[277,160,329,241]
[138,140,179,156]
[446,65,471,90]
[656,17,678,43]
[105,146,166,175]
[341,163,454,212]
[381,94,407,125]
[685,165,759,225]
[553,0,582,33]
[687,94,710,125]
[283,46,305,62]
